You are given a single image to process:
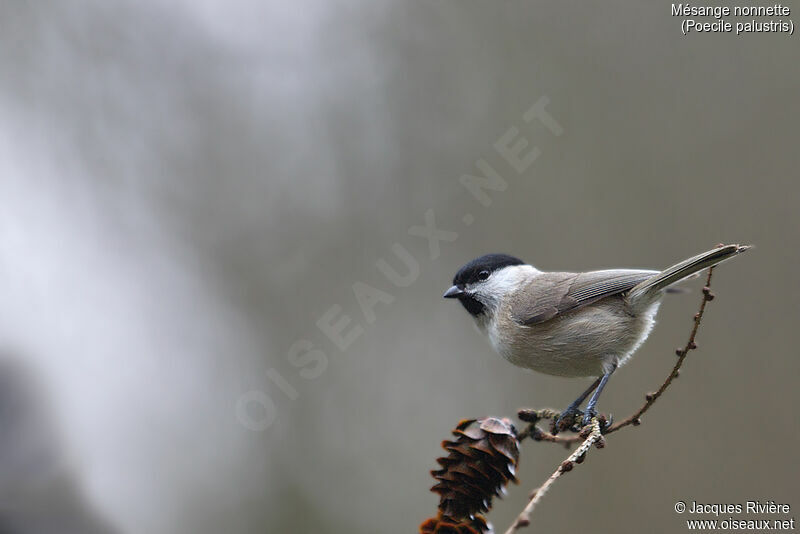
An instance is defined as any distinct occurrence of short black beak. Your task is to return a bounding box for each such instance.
[443,285,465,299]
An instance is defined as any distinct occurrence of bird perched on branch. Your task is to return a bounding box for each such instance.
[443,244,750,432]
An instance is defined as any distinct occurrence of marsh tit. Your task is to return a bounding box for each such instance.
[443,244,750,431]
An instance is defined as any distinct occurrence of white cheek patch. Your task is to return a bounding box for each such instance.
[472,265,538,311]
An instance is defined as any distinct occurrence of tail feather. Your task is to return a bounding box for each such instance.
[627,244,750,304]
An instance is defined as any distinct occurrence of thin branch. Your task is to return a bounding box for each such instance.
[506,267,717,532]
[503,419,604,534]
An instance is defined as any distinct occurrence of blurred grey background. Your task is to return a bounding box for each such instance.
[0,1,797,533]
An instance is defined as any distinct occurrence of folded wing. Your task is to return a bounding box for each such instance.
[510,269,659,326]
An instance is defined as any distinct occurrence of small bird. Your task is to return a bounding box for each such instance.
[443,244,750,431]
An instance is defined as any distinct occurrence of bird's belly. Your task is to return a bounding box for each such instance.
[489,299,661,378]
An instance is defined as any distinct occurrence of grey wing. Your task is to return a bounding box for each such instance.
[510,269,660,326]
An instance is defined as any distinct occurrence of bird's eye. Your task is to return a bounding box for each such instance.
[477,270,490,281]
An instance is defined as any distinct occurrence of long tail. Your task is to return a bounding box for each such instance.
[627,244,751,304]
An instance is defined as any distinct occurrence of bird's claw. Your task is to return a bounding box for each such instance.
[555,407,614,435]
[553,406,583,435]
[601,413,613,433]
[580,407,597,428]
[580,411,614,434]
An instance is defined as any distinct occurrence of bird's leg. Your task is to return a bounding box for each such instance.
[553,376,602,434]
[581,364,617,427]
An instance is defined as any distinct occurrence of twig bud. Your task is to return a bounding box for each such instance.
[517,408,539,423]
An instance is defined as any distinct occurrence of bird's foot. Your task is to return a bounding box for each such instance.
[552,405,583,435]
[579,411,614,433]
[580,407,597,428]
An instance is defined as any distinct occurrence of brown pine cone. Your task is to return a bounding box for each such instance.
[420,417,520,534]
[419,511,490,534]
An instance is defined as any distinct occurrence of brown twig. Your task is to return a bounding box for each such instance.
[503,419,604,534]
[506,266,717,531]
